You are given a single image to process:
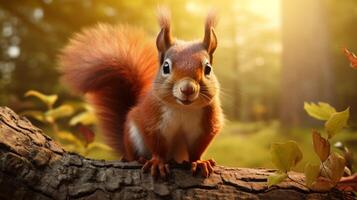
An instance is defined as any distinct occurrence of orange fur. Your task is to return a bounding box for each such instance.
[59,24,158,154]
[190,102,222,161]
[59,9,223,178]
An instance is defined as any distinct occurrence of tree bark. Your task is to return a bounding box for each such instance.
[0,107,352,200]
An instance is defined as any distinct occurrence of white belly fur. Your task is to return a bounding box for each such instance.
[128,106,204,159]
[159,106,203,148]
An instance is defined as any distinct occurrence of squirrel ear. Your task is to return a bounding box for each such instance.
[156,7,174,62]
[156,27,173,53]
[203,11,218,58]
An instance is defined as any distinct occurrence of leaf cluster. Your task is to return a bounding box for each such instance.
[303,102,349,191]
[268,102,350,192]
[22,90,112,157]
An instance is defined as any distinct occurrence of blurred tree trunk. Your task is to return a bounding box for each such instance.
[280,0,335,126]
[232,20,241,120]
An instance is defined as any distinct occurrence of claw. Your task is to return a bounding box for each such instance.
[191,159,216,177]
[142,156,169,178]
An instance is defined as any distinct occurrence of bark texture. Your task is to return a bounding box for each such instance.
[0,107,353,200]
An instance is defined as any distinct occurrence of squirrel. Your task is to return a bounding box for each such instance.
[59,9,223,178]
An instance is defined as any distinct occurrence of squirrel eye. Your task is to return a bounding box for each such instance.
[162,59,171,75]
[204,62,212,76]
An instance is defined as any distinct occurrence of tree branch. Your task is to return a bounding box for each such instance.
[0,107,353,199]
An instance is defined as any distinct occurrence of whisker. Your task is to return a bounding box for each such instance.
[199,93,212,103]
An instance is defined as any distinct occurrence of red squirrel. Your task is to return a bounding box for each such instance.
[59,9,223,178]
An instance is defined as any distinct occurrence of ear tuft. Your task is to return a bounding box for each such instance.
[205,10,218,31]
[157,6,171,31]
[156,6,174,60]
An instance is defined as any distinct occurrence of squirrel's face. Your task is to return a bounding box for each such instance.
[153,10,218,108]
[153,42,219,108]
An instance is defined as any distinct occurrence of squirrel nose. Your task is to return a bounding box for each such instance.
[180,85,195,96]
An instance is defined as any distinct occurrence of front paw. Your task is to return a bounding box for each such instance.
[191,159,216,178]
[142,156,170,178]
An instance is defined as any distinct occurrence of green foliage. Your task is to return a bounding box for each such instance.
[23,90,114,158]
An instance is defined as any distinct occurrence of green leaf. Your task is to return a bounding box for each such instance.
[45,104,74,121]
[312,130,330,162]
[325,107,349,139]
[25,90,58,108]
[304,163,320,187]
[320,152,346,183]
[21,110,46,123]
[270,141,303,172]
[304,102,336,121]
[70,111,96,126]
[267,172,288,187]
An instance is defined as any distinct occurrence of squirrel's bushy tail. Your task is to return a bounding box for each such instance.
[59,24,158,154]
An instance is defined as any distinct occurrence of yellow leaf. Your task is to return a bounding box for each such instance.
[320,153,346,183]
[304,102,336,121]
[57,131,83,148]
[312,130,330,162]
[271,141,303,172]
[267,172,288,187]
[304,163,320,187]
[70,111,96,126]
[25,90,58,108]
[45,105,74,120]
[325,107,349,139]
